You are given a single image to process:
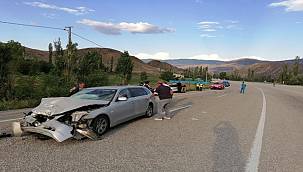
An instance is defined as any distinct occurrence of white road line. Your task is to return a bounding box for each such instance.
[217,94,227,98]
[0,118,22,123]
[245,88,267,172]
[191,117,199,121]
[170,105,192,113]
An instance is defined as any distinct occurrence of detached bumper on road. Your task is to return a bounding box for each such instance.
[21,120,73,142]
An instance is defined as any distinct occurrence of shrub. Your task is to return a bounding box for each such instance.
[160,71,174,81]
[83,71,109,87]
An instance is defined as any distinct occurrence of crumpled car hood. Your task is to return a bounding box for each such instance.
[32,97,109,116]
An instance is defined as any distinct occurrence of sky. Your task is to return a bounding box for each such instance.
[0,0,303,61]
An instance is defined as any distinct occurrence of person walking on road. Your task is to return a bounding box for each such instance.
[240,81,246,94]
[154,81,173,120]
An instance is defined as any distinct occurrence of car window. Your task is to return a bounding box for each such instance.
[128,88,148,97]
[118,89,131,98]
[71,89,116,101]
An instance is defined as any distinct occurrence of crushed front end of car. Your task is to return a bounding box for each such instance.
[13,97,108,142]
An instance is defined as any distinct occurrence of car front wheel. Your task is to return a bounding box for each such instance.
[92,115,109,135]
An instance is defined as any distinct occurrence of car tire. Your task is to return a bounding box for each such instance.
[92,115,109,136]
[145,104,154,118]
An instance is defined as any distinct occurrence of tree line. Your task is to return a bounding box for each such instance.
[0,39,133,110]
[183,66,212,81]
[213,56,302,85]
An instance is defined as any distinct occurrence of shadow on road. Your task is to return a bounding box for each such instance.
[213,121,245,172]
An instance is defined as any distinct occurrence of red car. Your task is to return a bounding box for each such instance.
[210,82,225,90]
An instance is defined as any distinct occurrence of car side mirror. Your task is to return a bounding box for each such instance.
[117,96,128,101]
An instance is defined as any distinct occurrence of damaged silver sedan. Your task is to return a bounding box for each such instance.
[14,86,155,142]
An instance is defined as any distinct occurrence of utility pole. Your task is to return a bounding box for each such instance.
[65,26,72,46]
[64,26,73,79]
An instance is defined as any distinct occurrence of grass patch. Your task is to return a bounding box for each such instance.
[0,99,40,111]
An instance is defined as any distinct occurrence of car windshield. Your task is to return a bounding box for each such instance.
[71,89,117,101]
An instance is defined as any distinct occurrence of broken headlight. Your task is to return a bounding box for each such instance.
[71,111,88,122]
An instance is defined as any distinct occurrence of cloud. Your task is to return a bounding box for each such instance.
[198,21,220,25]
[135,52,267,61]
[197,20,241,38]
[24,2,94,15]
[197,21,220,32]
[135,52,171,60]
[269,0,303,12]
[198,20,240,30]
[77,19,175,35]
[203,29,216,32]
[225,20,239,24]
[200,34,217,38]
[190,54,222,60]
[135,52,223,61]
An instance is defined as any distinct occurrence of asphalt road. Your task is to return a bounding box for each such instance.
[0,82,302,172]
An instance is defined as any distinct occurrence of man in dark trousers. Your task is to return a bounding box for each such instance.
[143,81,153,92]
[154,81,173,120]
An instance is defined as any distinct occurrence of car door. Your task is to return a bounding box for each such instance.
[128,88,150,115]
[110,89,135,125]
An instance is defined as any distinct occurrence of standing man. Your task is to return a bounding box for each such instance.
[69,82,86,96]
[143,81,153,92]
[240,81,246,94]
[154,81,173,120]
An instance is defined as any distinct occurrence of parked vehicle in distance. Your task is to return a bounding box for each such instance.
[169,82,186,93]
[14,86,155,142]
[222,80,231,87]
[210,82,225,90]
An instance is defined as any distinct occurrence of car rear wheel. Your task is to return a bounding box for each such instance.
[92,115,109,135]
[145,104,153,118]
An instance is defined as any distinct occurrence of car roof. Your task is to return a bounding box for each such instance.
[85,85,146,90]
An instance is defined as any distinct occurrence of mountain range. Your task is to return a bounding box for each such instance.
[24,47,302,78]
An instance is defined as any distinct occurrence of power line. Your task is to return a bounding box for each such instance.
[0,20,65,31]
[72,32,103,48]
[0,20,104,48]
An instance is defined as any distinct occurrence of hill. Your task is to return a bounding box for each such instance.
[163,59,224,66]
[161,58,303,78]
[24,47,171,74]
[147,60,184,73]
